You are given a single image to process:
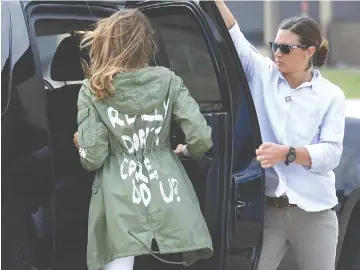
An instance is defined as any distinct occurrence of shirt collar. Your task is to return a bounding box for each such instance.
[310,69,322,93]
[278,69,321,93]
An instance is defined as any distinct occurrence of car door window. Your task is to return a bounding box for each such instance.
[149,11,223,112]
[2,2,11,113]
[2,0,44,134]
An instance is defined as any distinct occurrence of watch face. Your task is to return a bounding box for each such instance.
[288,153,296,162]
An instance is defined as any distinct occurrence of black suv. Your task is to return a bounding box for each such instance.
[1,1,359,270]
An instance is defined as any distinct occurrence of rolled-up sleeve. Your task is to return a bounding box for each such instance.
[229,22,271,81]
[305,92,346,173]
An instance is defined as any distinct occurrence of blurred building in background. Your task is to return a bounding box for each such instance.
[226,0,360,67]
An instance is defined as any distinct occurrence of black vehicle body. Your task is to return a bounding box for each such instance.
[1,1,359,270]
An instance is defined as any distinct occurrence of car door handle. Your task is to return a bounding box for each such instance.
[235,200,251,209]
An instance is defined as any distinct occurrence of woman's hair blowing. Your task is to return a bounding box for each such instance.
[80,9,156,99]
[279,16,329,67]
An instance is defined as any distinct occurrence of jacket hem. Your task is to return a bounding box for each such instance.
[87,242,213,270]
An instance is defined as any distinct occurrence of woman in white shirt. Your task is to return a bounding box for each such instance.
[215,1,346,270]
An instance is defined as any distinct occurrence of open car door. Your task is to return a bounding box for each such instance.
[125,1,265,270]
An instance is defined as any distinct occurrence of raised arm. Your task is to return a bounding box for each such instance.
[214,0,236,29]
[214,0,271,81]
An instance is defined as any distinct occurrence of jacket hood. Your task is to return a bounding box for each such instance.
[103,66,171,115]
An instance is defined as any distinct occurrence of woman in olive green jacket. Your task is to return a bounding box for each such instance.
[73,9,213,270]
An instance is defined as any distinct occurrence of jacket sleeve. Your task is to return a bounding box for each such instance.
[172,75,213,160]
[77,85,109,171]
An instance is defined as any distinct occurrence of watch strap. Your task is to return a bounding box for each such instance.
[285,146,296,166]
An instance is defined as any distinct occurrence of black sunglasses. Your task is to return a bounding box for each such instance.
[269,41,309,54]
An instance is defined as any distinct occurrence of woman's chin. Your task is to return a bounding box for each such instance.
[276,63,287,73]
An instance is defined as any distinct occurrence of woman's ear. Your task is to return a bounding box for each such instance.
[306,46,316,58]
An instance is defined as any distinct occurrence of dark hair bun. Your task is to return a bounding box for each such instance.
[313,39,329,67]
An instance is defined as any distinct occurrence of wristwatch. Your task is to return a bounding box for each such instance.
[285,146,296,166]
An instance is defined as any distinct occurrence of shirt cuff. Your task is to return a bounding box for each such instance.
[182,144,191,158]
[304,144,322,172]
[229,21,242,39]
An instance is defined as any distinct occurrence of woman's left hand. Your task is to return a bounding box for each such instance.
[256,142,288,168]
[175,144,185,157]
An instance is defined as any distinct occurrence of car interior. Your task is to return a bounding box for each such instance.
[35,19,95,269]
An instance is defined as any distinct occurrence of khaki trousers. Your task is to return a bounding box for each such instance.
[258,205,338,270]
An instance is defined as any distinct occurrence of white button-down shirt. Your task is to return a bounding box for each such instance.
[229,22,346,212]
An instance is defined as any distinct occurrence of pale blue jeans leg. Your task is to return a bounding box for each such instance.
[103,256,135,270]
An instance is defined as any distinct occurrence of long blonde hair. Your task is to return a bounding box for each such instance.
[80,9,156,99]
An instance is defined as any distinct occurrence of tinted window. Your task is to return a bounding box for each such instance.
[149,11,222,111]
[2,2,11,113]
[6,1,35,89]
[1,2,10,70]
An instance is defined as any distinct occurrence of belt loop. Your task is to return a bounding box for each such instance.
[272,196,291,209]
[283,196,290,209]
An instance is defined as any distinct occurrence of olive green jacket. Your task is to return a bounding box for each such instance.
[77,66,213,270]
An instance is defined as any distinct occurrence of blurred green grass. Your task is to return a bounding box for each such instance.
[320,68,360,99]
